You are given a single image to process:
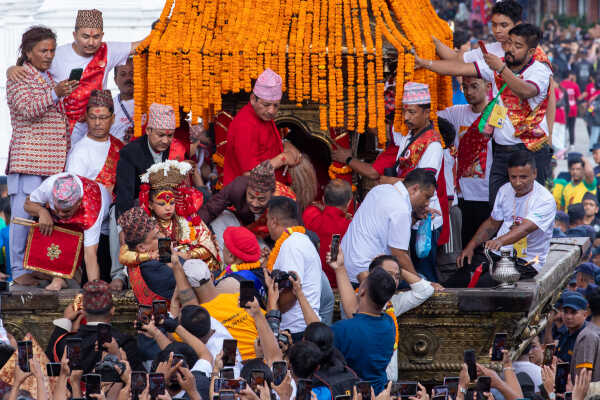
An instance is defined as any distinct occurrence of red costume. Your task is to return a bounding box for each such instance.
[303,205,351,287]
[56,176,102,231]
[95,135,124,190]
[223,103,287,185]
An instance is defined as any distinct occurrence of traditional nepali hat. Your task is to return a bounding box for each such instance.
[87,89,114,110]
[182,259,212,287]
[52,174,82,210]
[82,280,113,314]
[223,226,261,262]
[117,207,157,245]
[147,103,176,130]
[402,82,431,105]
[75,9,103,30]
[253,68,283,102]
[583,191,599,205]
[248,160,276,193]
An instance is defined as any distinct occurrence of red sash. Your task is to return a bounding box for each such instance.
[457,113,488,180]
[56,176,102,231]
[494,48,551,151]
[127,265,169,306]
[95,135,124,189]
[64,43,108,133]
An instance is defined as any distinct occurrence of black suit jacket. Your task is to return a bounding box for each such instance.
[114,135,168,218]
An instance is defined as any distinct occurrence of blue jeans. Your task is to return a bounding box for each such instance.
[591,126,600,149]
[319,271,334,325]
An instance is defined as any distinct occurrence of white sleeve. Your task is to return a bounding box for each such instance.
[416,142,443,174]
[473,60,495,83]
[83,186,110,247]
[191,359,213,376]
[65,148,89,178]
[522,62,552,97]
[391,279,434,316]
[526,193,557,232]
[273,240,306,281]
[387,210,412,251]
[490,185,507,222]
[28,177,55,205]
[107,42,132,70]
[463,48,482,63]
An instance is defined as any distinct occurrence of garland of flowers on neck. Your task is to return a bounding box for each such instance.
[216,260,262,281]
[266,226,306,271]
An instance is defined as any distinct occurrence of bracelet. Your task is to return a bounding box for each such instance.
[504,366,514,371]
[345,156,353,165]
[498,64,507,74]
[459,387,467,394]
[428,60,433,69]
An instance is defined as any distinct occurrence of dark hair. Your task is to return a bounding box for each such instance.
[588,287,600,316]
[417,104,431,111]
[17,26,57,66]
[114,56,133,75]
[303,322,346,371]
[404,168,437,189]
[508,24,542,50]
[368,255,399,272]
[240,358,274,387]
[288,341,322,379]
[453,30,470,49]
[180,305,211,340]
[0,197,10,224]
[324,179,352,207]
[151,342,198,375]
[568,157,584,169]
[366,268,396,309]
[438,117,456,148]
[508,150,536,170]
[267,196,299,224]
[490,0,522,23]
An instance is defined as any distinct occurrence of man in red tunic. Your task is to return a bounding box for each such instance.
[223,68,301,185]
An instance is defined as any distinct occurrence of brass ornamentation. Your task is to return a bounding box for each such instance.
[46,243,61,260]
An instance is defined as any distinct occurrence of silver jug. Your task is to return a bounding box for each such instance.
[484,248,521,288]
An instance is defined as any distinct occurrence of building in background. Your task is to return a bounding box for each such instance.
[0,0,162,172]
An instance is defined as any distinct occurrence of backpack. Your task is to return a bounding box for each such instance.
[312,365,360,400]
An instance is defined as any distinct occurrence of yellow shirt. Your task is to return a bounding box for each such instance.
[202,293,259,360]
[559,179,597,210]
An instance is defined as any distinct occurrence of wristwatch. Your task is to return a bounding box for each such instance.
[345,156,353,165]
[459,387,467,395]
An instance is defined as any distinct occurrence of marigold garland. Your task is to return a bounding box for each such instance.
[266,226,306,271]
[133,0,453,148]
[215,261,262,281]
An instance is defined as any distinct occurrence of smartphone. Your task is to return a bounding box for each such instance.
[272,361,287,386]
[433,386,449,396]
[68,68,83,82]
[476,377,491,393]
[391,383,402,397]
[17,341,32,373]
[251,370,265,391]
[239,281,255,308]
[297,379,313,400]
[335,396,351,400]
[220,368,234,379]
[478,40,488,55]
[85,374,101,399]
[555,362,569,393]
[138,304,153,324]
[444,377,460,400]
[543,344,555,366]
[398,382,418,398]
[491,333,508,361]
[152,300,168,324]
[97,323,112,350]
[219,390,236,400]
[330,234,341,262]
[464,349,477,381]
[222,339,237,366]
[132,371,147,394]
[47,362,62,377]
[158,238,171,263]
[358,381,372,400]
[172,353,188,369]
[566,393,573,400]
[66,338,82,370]
[149,373,165,399]
[220,379,246,393]
[432,396,447,400]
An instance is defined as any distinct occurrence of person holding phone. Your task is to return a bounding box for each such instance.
[5,26,77,288]
[571,289,600,383]
[8,356,48,400]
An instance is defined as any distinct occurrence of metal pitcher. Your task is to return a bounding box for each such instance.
[484,248,521,288]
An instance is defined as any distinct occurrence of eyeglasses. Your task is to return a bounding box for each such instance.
[87,114,112,121]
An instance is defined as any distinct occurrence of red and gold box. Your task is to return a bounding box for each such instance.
[23,224,83,279]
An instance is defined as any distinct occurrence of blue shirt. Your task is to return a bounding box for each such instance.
[0,226,9,281]
[557,322,587,363]
[331,313,395,394]
[313,387,332,400]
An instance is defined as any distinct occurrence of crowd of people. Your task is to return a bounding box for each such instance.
[3,1,600,400]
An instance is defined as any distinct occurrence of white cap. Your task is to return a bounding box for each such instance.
[182,259,211,287]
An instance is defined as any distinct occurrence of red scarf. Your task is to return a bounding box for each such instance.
[457,113,488,180]
[95,135,124,190]
[55,176,102,231]
[494,48,551,151]
[64,43,108,133]
[128,265,169,307]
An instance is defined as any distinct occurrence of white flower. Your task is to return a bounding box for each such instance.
[140,160,192,183]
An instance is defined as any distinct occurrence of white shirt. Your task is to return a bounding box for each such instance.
[49,42,132,146]
[490,181,556,269]
[390,279,435,316]
[394,132,443,229]
[437,105,491,202]
[206,317,243,377]
[473,57,552,146]
[341,182,412,283]
[29,173,111,247]
[273,232,322,333]
[66,136,111,182]
[463,42,505,63]
[513,361,543,393]
[110,95,134,141]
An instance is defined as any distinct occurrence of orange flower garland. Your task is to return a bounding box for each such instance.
[266,226,307,271]
[215,261,262,281]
